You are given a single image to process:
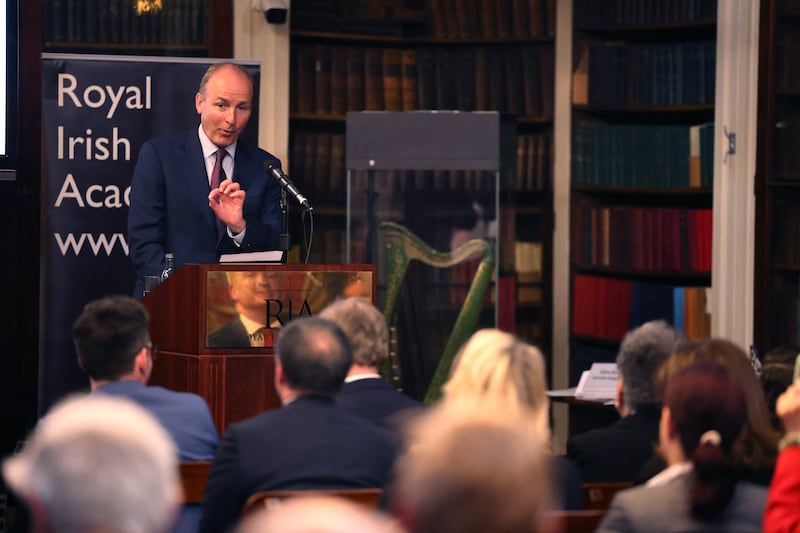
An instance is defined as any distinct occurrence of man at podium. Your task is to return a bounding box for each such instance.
[128,62,282,298]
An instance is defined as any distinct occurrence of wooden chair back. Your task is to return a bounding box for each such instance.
[179,461,212,504]
[581,481,632,510]
[545,510,607,533]
[242,488,383,516]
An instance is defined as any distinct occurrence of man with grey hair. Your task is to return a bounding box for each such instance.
[319,297,422,435]
[567,320,684,482]
[3,394,181,533]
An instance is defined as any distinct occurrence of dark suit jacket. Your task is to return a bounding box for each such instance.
[198,395,396,533]
[336,377,423,435]
[567,410,660,483]
[207,317,250,348]
[128,129,282,296]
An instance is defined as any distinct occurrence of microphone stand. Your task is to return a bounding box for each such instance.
[279,188,290,263]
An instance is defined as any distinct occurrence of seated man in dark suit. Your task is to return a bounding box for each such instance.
[567,320,683,482]
[73,295,219,462]
[320,297,422,436]
[199,316,396,533]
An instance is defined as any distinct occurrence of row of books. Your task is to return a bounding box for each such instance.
[778,0,800,11]
[572,207,713,273]
[499,275,546,339]
[574,0,717,27]
[44,0,207,45]
[291,43,554,118]
[572,123,714,189]
[776,34,800,93]
[289,130,551,196]
[572,274,711,341]
[573,41,716,107]
[291,1,420,36]
[515,241,543,278]
[447,260,541,308]
[774,117,800,180]
[771,204,800,266]
[427,0,555,40]
[498,209,545,273]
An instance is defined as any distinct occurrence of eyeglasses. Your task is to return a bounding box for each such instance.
[144,343,159,361]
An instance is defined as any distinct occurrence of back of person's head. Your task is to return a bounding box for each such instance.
[444,329,550,442]
[616,320,683,412]
[319,297,389,369]
[663,361,746,521]
[72,295,150,381]
[3,394,180,533]
[760,345,799,431]
[238,496,403,533]
[391,402,550,533]
[276,316,353,396]
[657,338,780,472]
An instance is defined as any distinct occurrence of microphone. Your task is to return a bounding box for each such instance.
[265,161,312,210]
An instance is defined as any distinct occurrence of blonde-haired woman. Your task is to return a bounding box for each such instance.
[440,328,583,509]
[444,329,551,444]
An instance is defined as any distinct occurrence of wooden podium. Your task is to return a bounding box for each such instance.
[143,263,375,433]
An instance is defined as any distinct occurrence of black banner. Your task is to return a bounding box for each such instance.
[41,54,261,412]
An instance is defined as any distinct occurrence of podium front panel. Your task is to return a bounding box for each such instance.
[205,268,373,349]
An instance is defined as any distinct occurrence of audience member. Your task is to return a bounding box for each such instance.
[237,496,404,533]
[199,317,396,533]
[597,362,767,532]
[640,338,780,485]
[391,401,551,533]
[568,320,683,482]
[764,383,800,533]
[73,295,218,461]
[319,297,422,436]
[761,345,799,432]
[3,394,181,533]
[440,328,583,510]
[208,271,281,347]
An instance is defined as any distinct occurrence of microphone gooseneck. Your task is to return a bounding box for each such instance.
[265,161,313,210]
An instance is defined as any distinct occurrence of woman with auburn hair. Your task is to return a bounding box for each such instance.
[645,338,780,485]
[598,362,767,532]
[440,328,582,509]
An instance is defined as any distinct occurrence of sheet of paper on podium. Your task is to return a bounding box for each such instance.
[219,250,284,263]
[574,363,619,403]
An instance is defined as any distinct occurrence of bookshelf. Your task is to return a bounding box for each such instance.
[288,0,556,397]
[569,0,716,386]
[754,0,800,352]
[42,0,232,57]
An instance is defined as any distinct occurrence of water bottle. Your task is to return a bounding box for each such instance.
[160,252,175,282]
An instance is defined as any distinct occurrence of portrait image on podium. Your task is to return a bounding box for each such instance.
[205,269,372,349]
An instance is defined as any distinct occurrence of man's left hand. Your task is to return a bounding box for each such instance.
[209,178,246,234]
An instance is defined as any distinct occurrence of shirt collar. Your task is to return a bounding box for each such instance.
[238,313,266,335]
[646,461,693,487]
[345,373,382,383]
[197,124,236,161]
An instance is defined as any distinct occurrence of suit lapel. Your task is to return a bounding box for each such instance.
[232,141,256,189]
[183,132,219,237]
